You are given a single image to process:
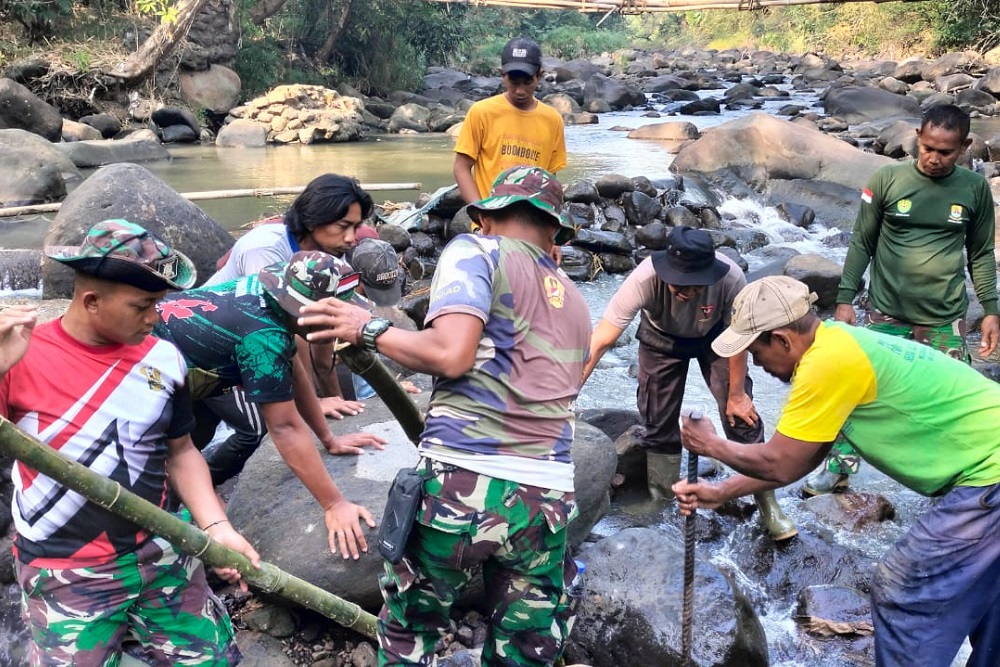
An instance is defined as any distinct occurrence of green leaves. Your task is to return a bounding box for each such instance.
[134,0,179,24]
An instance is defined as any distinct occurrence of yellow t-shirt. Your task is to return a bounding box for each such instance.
[454,94,567,199]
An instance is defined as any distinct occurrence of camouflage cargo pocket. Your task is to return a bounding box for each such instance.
[416,492,480,570]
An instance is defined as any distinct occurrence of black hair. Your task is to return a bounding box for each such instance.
[285,174,374,241]
[920,104,970,142]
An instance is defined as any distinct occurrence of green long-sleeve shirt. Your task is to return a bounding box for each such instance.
[837,161,999,326]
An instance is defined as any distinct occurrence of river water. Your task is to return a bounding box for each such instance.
[0,86,980,665]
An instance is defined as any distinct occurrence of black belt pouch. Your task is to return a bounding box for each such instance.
[377,467,426,564]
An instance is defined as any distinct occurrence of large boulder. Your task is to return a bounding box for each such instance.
[178,64,242,114]
[626,121,699,141]
[583,73,646,111]
[216,119,268,148]
[0,78,63,141]
[823,86,921,124]
[79,113,121,138]
[387,103,431,133]
[0,129,81,207]
[226,398,616,610]
[42,163,234,298]
[563,527,768,667]
[56,130,170,167]
[61,119,103,142]
[671,113,895,229]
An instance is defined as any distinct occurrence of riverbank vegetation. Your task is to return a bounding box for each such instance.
[1,0,999,102]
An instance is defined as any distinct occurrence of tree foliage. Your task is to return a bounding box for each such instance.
[0,0,74,43]
[234,1,630,97]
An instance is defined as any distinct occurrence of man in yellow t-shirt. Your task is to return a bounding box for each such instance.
[672,276,1000,667]
[453,36,567,204]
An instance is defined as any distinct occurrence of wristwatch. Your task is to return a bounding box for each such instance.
[361,317,393,352]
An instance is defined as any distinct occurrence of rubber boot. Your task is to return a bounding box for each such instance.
[646,452,683,502]
[802,468,850,497]
[753,491,798,541]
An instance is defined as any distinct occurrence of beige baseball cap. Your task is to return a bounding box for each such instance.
[712,276,818,357]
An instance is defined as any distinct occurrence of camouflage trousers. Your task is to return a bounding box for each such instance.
[16,537,240,667]
[377,463,579,667]
[827,309,969,476]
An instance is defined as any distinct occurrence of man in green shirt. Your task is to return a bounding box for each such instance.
[808,103,1000,495]
[673,275,1000,667]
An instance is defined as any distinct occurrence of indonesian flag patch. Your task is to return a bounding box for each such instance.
[861,188,873,204]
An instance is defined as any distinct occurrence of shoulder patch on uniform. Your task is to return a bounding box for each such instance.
[544,275,565,309]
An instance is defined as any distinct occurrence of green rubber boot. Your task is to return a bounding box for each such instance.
[646,452,683,502]
[753,491,798,541]
[802,469,850,497]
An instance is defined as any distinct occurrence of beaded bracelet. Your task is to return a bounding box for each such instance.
[202,518,230,532]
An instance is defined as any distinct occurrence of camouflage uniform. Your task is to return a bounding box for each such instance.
[18,537,238,667]
[377,167,590,666]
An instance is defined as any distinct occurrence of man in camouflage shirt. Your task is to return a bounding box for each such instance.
[153,251,386,560]
[299,166,592,666]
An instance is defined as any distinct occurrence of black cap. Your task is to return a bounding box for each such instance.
[651,226,730,287]
[347,238,403,307]
[501,37,542,77]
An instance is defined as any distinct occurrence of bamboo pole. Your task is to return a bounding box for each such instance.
[427,0,923,10]
[337,345,425,445]
[0,415,378,639]
[0,182,423,220]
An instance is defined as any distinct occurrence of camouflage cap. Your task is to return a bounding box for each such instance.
[467,165,576,244]
[259,250,367,317]
[44,219,197,292]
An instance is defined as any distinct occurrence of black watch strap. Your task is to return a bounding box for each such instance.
[362,317,392,352]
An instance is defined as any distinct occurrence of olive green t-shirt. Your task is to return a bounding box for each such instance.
[837,161,998,326]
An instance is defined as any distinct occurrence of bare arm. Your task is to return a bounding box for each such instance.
[166,435,260,586]
[672,418,831,516]
[453,152,480,204]
[680,415,831,486]
[300,299,484,380]
[582,318,624,384]
[259,400,375,558]
[724,351,757,428]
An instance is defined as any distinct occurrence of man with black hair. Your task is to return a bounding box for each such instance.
[1,220,259,665]
[809,103,1000,495]
[210,172,375,420]
[453,37,566,205]
[300,166,590,667]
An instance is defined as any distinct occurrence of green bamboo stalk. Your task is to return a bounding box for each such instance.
[0,416,378,639]
[338,345,425,444]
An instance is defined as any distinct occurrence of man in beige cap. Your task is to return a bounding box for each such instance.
[673,275,1000,667]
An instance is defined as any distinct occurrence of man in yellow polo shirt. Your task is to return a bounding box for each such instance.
[673,276,1000,667]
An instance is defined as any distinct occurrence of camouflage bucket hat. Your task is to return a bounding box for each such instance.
[44,219,197,292]
[259,250,367,317]
[467,166,577,244]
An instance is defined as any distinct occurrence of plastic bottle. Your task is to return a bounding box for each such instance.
[567,560,587,600]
